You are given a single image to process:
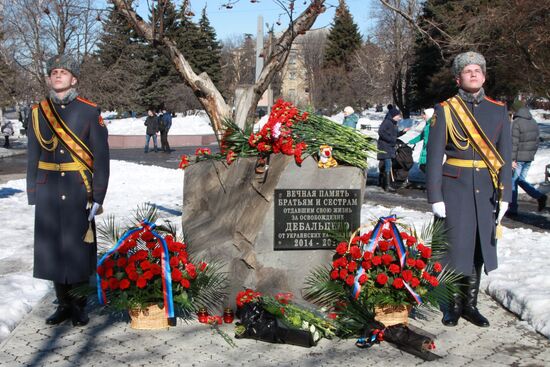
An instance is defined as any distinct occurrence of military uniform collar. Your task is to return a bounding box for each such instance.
[458,88,485,104]
[49,88,78,106]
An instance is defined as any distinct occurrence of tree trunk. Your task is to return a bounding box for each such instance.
[112,0,326,141]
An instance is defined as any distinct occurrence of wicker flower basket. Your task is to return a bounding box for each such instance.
[129,304,169,330]
[374,305,410,327]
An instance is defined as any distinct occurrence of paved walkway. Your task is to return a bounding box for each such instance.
[1,291,549,366]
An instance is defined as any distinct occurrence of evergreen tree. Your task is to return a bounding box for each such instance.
[140,0,182,110]
[175,0,203,72]
[93,3,149,112]
[323,0,362,69]
[410,0,467,109]
[96,3,140,68]
[410,0,549,107]
[196,6,222,86]
[0,29,15,108]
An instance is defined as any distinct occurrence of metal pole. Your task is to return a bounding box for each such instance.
[267,29,274,115]
[255,15,264,82]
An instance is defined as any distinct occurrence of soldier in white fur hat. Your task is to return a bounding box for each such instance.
[426,51,512,328]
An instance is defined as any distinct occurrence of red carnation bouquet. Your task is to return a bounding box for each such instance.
[305,215,459,330]
[96,206,226,317]
[329,216,443,309]
[246,99,309,166]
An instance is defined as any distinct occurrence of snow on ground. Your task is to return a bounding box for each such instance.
[0,161,183,342]
[103,112,215,136]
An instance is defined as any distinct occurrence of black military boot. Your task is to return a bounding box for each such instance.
[71,296,89,327]
[46,283,72,325]
[441,289,463,326]
[383,172,396,192]
[461,265,490,327]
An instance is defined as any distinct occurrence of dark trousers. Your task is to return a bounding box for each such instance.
[160,130,170,152]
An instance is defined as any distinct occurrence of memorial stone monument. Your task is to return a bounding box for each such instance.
[182,154,365,303]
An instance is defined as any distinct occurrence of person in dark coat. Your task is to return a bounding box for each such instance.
[426,51,512,328]
[26,54,110,327]
[159,109,172,153]
[508,106,547,214]
[1,118,14,148]
[144,109,159,153]
[377,107,402,191]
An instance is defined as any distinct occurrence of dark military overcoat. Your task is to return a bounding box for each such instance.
[426,95,512,275]
[26,96,109,284]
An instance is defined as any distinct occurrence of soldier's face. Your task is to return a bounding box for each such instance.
[48,68,77,93]
[456,64,485,93]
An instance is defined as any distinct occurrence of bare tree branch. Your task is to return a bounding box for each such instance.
[112,0,327,137]
[379,0,449,60]
[112,0,231,138]
[234,0,326,126]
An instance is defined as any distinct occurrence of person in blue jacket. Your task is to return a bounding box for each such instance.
[159,109,172,153]
[343,106,359,129]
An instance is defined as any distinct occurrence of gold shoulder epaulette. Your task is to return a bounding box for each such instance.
[76,96,98,108]
[484,96,505,106]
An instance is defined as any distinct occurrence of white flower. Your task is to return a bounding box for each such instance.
[302,320,309,329]
[313,331,321,343]
[273,122,282,139]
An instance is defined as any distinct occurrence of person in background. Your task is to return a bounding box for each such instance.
[144,109,159,153]
[26,54,110,327]
[407,108,435,173]
[508,105,547,215]
[377,107,402,192]
[343,106,359,129]
[159,109,172,153]
[1,118,14,148]
[426,51,511,328]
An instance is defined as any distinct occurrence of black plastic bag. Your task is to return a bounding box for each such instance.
[383,324,440,361]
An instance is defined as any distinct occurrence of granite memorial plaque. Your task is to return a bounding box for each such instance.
[274,188,361,250]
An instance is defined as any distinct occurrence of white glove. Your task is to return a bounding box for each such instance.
[497,202,508,224]
[87,202,102,221]
[432,202,446,218]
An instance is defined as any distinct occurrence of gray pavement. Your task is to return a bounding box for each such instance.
[1,291,549,366]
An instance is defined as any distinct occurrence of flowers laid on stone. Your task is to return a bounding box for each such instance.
[246,99,309,166]
[178,99,377,170]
